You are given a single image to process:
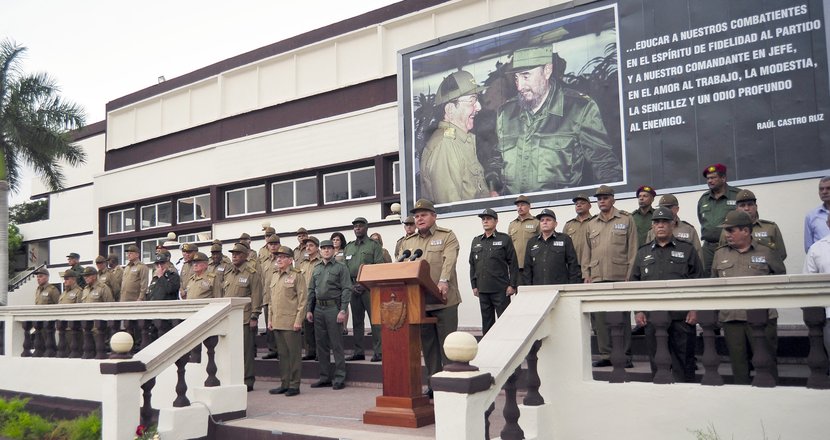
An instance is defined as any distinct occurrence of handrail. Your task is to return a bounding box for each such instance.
[7,263,46,293]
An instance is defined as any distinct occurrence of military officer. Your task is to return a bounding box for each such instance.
[207,243,232,284]
[238,233,258,262]
[564,193,594,263]
[59,269,83,356]
[508,195,539,278]
[394,216,416,260]
[80,267,115,303]
[34,267,59,305]
[646,194,703,259]
[717,189,787,261]
[120,245,148,302]
[260,234,283,359]
[697,163,741,273]
[95,256,118,301]
[258,226,278,263]
[712,210,786,385]
[370,233,393,263]
[67,252,85,288]
[223,243,264,391]
[632,185,656,246]
[399,199,461,388]
[59,269,82,304]
[105,253,124,301]
[183,252,218,300]
[629,207,704,382]
[469,208,518,335]
[294,228,309,262]
[343,217,384,362]
[306,240,352,390]
[178,243,198,297]
[266,246,308,397]
[497,45,621,193]
[147,253,181,301]
[580,185,637,368]
[522,209,581,285]
[420,70,490,204]
[298,236,323,361]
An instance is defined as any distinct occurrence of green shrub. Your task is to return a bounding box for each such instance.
[0,410,54,440]
[49,411,102,440]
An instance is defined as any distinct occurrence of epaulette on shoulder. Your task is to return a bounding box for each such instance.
[618,210,630,216]
[563,87,590,100]
[680,220,694,226]
[206,272,216,280]
[291,267,302,274]
[715,244,731,251]
[757,219,776,225]
[435,226,452,232]
[245,264,258,274]
[638,241,653,250]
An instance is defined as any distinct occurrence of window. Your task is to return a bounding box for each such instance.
[107,242,133,265]
[323,166,376,203]
[225,185,265,217]
[141,237,166,263]
[177,195,211,223]
[392,161,401,194]
[140,202,172,230]
[178,232,212,243]
[272,177,317,210]
[107,209,135,234]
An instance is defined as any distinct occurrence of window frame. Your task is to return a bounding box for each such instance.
[224,184,266,218]
[107,242,134,266]
[322,165,376,204]
[140,237,167,263]
[271,176,318,211]
[107,208,135,235]
[177,194,211,224]
[140,201,173,230]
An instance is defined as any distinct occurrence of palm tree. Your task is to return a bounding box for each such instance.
[1,39,87,304]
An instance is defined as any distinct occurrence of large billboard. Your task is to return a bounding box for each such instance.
[398,0,830,214]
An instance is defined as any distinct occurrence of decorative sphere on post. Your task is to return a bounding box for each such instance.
[109,331,134,359]
[443,331,479,372]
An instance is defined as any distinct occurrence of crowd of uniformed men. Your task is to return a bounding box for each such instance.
[32,166,830,393]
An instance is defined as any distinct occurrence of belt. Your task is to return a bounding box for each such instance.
[317,299,340,307]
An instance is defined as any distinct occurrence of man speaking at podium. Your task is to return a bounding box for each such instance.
[399,199,461,395]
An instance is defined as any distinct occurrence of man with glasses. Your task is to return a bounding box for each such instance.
[420,70,491,204]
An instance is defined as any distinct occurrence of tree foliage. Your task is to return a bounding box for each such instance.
[9,199,47,224]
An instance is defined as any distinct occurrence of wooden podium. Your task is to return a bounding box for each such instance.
[358,260,444,428]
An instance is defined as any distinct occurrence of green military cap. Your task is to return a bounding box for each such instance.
[535,208,556,220]
[352,217,368,225]
[81,266,98,276]
[60,269,79,278]
[652,206,674,221]
[66,252,80,259]
[266,234,281,244]
[720,210,753,228]
[735,189,757,203]
[181,243,198,252]
[514,195,531,205]
[239,233,251,240]
[594,185,615,197]
[435,70,486,106]
[34,268,49,276]
[263,226,276,235]
[191,252,209,262]
[658,194,678,207]
[296,227,308,234]
[507,45,554,73]
[275,246,293,257]
[157,248,171,257]
[478,208,498,219]
[303,236,320,246]
[154,253,169,263]
[212,239,222,245]
[107,253,120,261]
[94,255,106,264]
[229,243,250,254]
[403,216,415,225]
[572,193,590,203]
[410,199,436,214]
[210,243,223,253]
[126,245,140,253]
[319,239,334,248]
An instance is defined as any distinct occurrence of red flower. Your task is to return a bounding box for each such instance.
[136,425,146,436]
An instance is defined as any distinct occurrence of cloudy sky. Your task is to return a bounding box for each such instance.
[2,0,398,203]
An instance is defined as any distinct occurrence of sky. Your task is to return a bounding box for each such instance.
[2,0,399,204]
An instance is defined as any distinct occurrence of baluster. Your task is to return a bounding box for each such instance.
[697,310,723,386]
[606,311,627,383]
[32,321,45,357]
[500,367,524,440]
[56,321,68,358]
[21,321,33,357]
[173,353,191,407]
[747,309,776,388]
[81,321,95,359]
[69,321,83,358]
[94,321,108,359]
[484,402,495,440]
[523,340,543,406]
[203,336,220,387]
[802,307,830,389]
[0,321,4,356]
[140,378,157,427]
[651,311,674,384]
[44,321,57,357]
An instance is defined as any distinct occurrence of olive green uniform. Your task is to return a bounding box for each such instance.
[293,246,306,263]
[71,263,86,288]
[81,280,115,303]
[420,121,489,204]
[98,267,123,301]
[399,225,461,377]
[632,206,654,246]
[717,218,787,261]
[564,215,593,263]
[344,238,384,358]
[307,259,352,386]
[508,214,539,272]
[59,286,81,304]
[223,261,263,389]
[266,267,307,391]
[580,207,638,361]
[394,236,407,261]
[206,258,232,286]
[298,255,322,358]
[646,219,703,260]
[496,81,622,193]
[697,185,741,272]
[178,261,193,298]
[120,260,149,302]
[35,284,60,305]
[184,272,220,300]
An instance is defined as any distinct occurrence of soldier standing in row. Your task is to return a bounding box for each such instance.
[631,185,656,246]
[523,209,581,285]
[469,208,518,335]
[80,267,115,357]
[260,234,282,360]
[394,216,416,260]
[148,253,180,301]
[697,163,741,273]
[258,226,277,263]
[267,246,308,397]
[646,194,702,259]
[298,236,322,361]
[34,267,59,305]
[294,228,309,262]
[105,254,124,301]
[718,189,787,261]
[224,243,263,392]
[508,195,539,279]
[564,194,594,263]
[344,217,384,362]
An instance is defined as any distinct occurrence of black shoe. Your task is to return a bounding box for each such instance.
[262,352,279,360]
[310,380,332,388]
[332,382,345,390]
[370,354,382,362]
[302,354,316,361]
[625,360,634,368]
[269,387,288,395]
[592,359,612,368]
[285,388,300,396]
[246,384,254,392]
[346,354,365,361]
[426,388,434,399]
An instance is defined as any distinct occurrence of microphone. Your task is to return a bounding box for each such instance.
[409,249,423,261]
[396,249,412,262]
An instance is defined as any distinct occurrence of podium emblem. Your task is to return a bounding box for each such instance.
[381,293,407,331]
